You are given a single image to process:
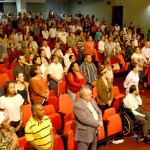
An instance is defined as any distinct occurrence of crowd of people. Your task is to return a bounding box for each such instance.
[0,11,150,149]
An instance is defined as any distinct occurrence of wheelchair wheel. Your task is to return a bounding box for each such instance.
[123,113,134,136]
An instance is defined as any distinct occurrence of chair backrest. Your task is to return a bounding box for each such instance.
[22,104,32,128]
[0,64,7,73]
[0,73,10,88]
[44,104,56,116]
[18,136,29,150]
[63,120,76,135]
[6,69,14,81]
[92,87,98,100]
[48,96,59,111]
[103,107,116,120]
[10,62,18,69]
[113,86,120,97]
[57,81,67,95]
[59,94,74,116]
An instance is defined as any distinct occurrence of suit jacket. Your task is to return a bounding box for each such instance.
[74,98,102,143]
[96,76,113,105]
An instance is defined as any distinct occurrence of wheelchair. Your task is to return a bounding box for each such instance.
[118,104,144,143]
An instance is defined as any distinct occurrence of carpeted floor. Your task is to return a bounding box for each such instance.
[97,75,150,150]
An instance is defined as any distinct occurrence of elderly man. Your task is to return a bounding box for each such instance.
[74,86,103,150]
[123,85,150,140]
[25,103,54,150]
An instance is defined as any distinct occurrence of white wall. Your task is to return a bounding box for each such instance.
[70,0,112,26]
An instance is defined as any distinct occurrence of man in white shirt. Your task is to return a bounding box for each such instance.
[123,85,150,140]
[48,55,64,94]
[51,42,63,57]
[98,35,105,57]
[14,30,23,50]
[42,40,51,60]
[58,27,68,45]
[49,24,57,43]
[42,26,49,40]
[74,86,103,150]
[141,41,150,63]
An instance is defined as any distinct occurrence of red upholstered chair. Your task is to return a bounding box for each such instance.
[6,69,14,81]
[59,94,74,123]
[18,136,29,150]
[97,125,105,141]
[22,104,32,128]
[112,86,125,110]
[57,81,67,95]
[103,108,122,137]
[0,73,10,88]
[17,50,23,56]
[10,62,18,69]
[44,104,64,133]
[0,64,7,73]
[48,95,59,111]
[92,87,98,101]
[76,92,80,100]
[53,128,64,150]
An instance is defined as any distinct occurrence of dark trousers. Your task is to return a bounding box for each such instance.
[49,79,58,94]
[135,107,150,137]
[78,134,97,150]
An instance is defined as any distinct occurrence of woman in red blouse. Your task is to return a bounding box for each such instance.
[67,62,86,102]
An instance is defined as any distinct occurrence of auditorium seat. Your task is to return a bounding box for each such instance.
[0,73,10,88]
[103,108,122,138]
[0,64,7,73]
[18,136,29,150]
[112,86,125,110]
[22,104,32,128]
[48,95,59,111]
[92,87,98,101]
[59,94,74,123]
[57,81,67,95]
[6,69,14,81]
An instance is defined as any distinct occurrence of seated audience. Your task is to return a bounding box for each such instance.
[124,63,139,94]
[96,65,113,112]
[0,112,18,149]
[0,81,24,137]
[74,86,103,150]
[25,103,53,150]
[15,72,30,104]
[26,42,37,56]
[29,65,49,104]
[67,62,86,102]
[80,54,98,88]
[123,85,150,141]
[21,34,29,55]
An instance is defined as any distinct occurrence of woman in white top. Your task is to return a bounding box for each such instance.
[131,47,144,82]
[0,81,24,137]
[124,63,139,95]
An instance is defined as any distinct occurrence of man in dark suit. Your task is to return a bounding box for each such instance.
[74,86,103,150]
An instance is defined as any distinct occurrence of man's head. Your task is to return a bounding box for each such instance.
[129,85,139,96]
[69,55,76,63]
[51,54,59,64]
[80,86,92,102]
[130,40,135,46]
[31,103,44,120]
[84,54,92,64]
[17,55,26,65]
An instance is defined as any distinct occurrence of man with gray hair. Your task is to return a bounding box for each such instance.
[74,86,103,150]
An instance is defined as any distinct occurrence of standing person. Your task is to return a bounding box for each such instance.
[13,55,31,82]
[80,54,98,88]
[25,103,54,150]
[74,86,103,150]
[131,47,144,83]
[98,35,105,58]
[67,62,86,102]
[15,72,31,104]
[48,54,64,94]
[124,63,139,95]
[96,65,113,112]
[0,112,19,150]
[126,40,135,62]
[42,40,51,60]
[0,81,24,137]
[21,34,29,55]
[29,65,49,104]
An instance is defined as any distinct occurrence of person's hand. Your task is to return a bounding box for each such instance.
[108,100,112,107]
[91,81,96,87]
[142,114,146,118]
[99,121,103,127]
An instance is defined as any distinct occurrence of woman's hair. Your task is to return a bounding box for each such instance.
[30,65,40,77]
[32,55,41,65]
[99,65,107,76]
[3,81,15,97]
[130,63,137,70]
[26,52,34,63]
[129,85,137,94]
[68,62,78,76]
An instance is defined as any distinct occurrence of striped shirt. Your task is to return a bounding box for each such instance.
[25,116,52,150]
[80,62,98,84]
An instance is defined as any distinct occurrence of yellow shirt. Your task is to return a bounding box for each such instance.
[25,115,52,150]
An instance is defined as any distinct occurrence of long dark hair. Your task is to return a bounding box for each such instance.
[30,65,40,77]
[3,81,15,97]
[67,62,78,77]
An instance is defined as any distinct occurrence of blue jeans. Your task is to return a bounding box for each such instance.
[67,89,76,103]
